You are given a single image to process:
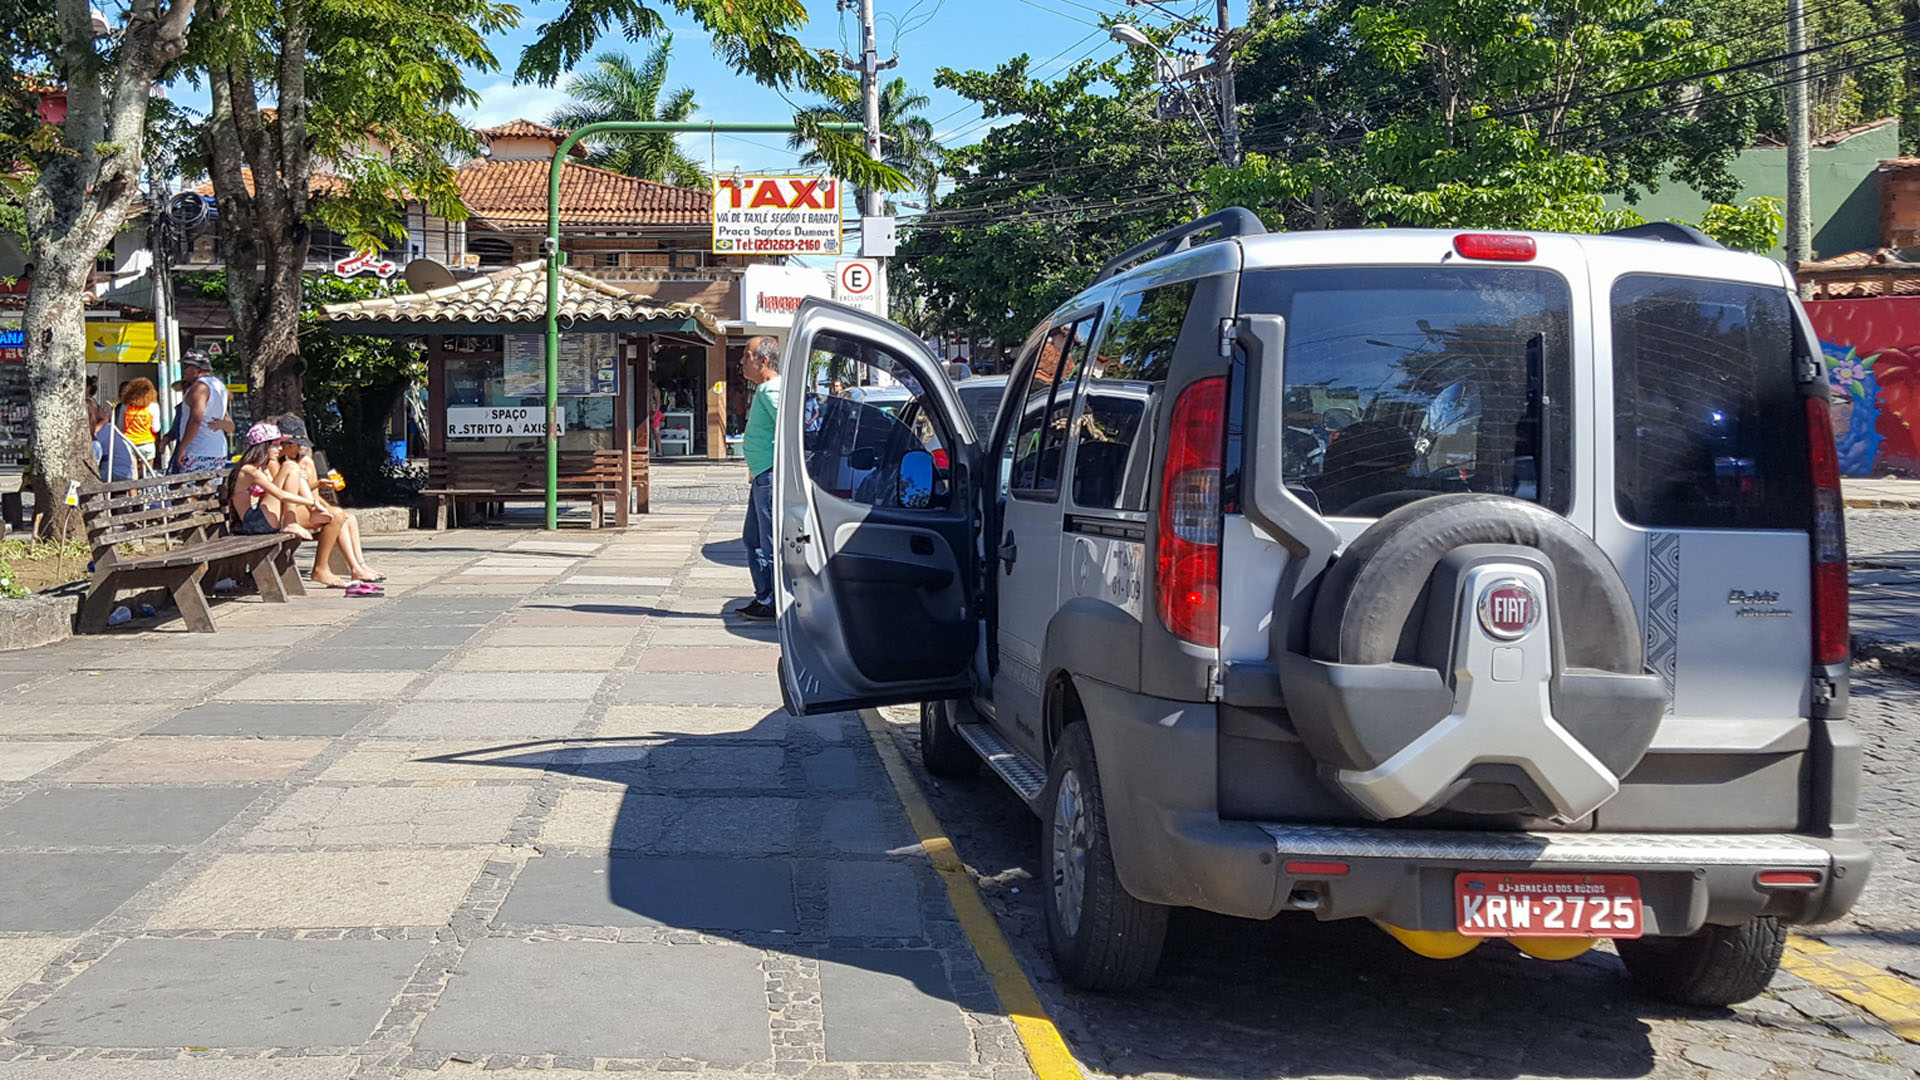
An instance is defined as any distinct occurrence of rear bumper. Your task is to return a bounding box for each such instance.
[1072,678,1871,935]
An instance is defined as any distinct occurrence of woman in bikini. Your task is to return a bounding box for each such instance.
[269,430,382,586]
[225,424,326,541]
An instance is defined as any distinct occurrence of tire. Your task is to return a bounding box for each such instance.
[1616,917,1787,1007]
[919,700,979,778]
[1041,722,1168,991]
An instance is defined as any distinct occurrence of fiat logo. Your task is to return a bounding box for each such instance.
[1478,580,1539,640]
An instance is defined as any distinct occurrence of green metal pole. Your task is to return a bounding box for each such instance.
[542,120,863,530]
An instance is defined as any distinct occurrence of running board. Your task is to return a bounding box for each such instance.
[954,722,1047,802]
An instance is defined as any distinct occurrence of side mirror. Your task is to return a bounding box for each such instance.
[898,449,934,509]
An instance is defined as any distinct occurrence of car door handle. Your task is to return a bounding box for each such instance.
[999,530,1017,570]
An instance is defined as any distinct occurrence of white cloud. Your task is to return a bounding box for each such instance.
[462,79,576,131]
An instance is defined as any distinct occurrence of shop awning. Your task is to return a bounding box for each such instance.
[320,260,720,340]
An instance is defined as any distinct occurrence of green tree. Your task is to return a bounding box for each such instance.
[184,270,423,504]
[1199,0,1792,250]
[15,0,196,536]
[192,0,517,417]
[788,77,943,207]
[512,0,898,193]
[550,40,708,187]
[898,52,1204,345]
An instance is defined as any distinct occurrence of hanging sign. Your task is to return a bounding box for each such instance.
[334,251,398,279]
[834,258,883,317]
[712,175,844,256]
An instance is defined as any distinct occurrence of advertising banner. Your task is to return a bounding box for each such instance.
[713,176,844,256]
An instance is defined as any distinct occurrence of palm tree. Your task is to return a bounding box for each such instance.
[550,39,709,189]
[788,77,942,211]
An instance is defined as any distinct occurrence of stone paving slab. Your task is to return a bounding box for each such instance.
[0,938,71,1000]
[149,702,374,737]
[817,949,973,1063]
[482,627,638,648]
[0,853,180,930]
[0,1063,353,1079]
[631,646,779,673]
[317,740,559,783]
[221,672,416,701]
[413,671,604,701]
[414,939,771,1062]
[152,849,490,928]
[243,785,529,847]
[617,673,784,706]
[61,739,330,783]
[0,742,96,781]
[447,647,628,672]
[368,703,586,740]
[593,705,842,741]
[272,647,453,672]
[0,706,170,737]
[496,855,799,932]
[3,938,424,1048]
[6,671,228,704]
[0,787,259,848]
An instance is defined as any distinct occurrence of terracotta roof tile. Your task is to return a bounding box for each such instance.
[454,158,709,229]
[476,119,569,141]
[320,259,719,335]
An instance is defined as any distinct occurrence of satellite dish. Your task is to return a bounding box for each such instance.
[403,259,458,292]
[165,192,206,226]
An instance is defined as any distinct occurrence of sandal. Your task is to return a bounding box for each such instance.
[344,583,383,598]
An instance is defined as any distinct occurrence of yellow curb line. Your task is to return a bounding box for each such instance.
[859,709,1082,1080]
[1783,935,1920,1042]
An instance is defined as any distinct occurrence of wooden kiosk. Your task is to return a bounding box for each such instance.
[323,262,718,528]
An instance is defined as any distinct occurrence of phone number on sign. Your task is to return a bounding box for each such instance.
[724,237,838,252]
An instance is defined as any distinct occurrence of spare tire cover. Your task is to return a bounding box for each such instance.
[1298,494,1663,818]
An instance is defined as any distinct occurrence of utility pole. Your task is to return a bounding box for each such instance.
[1786,0,1812,276]
[1215,0,1240,167]
[843,0,897,323]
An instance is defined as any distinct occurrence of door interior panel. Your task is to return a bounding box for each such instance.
[826,516,973,680]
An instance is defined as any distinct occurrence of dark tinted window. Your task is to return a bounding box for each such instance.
[1074,281,1197,511]
[1006,318,1094,499]
[957,382,1006,438]
[803,334,947,509]
[1612,275,1807,529]
[1242,267,1573,518]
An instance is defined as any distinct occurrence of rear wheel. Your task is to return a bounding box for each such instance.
[1616,917,1786,1006]
[919,700,978,777]
[1042,722,1168,991]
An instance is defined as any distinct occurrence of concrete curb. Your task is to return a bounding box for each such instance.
[0,591,79,650]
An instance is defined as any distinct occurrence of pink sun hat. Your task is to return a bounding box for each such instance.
[245,421,286,446]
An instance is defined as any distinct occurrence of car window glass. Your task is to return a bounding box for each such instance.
[1078,281,1196,511]
[1242,266,1573,518]
[958,383,1005,439]
[803,332,951,509]
[1611,274,1806,529]
[1008,321,1088,500]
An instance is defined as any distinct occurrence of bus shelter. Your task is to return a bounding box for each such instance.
[323,261,717,526]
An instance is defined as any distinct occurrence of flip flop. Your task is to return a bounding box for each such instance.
[344,583,383,598]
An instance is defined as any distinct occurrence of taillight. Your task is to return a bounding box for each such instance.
[1157,377,1226,647]
[1453,233,1537,261]
[1806,397,1849,666]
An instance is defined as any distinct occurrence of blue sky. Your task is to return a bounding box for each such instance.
[168,0,1237,181]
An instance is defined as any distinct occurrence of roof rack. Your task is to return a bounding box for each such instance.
[1093,207,1267,284]
[1601,222,1726,249]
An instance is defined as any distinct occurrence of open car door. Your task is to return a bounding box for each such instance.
[775,300,982,715]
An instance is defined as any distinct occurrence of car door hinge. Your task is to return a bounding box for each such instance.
[1206,664,1224,702]
[1218,319,1238,358]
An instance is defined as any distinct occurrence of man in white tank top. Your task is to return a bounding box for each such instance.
[172,353,233,473]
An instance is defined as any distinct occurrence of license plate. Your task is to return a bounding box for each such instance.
[1455,873,1644,938]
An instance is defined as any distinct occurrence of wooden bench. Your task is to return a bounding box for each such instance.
[422,452,623,529]
[77,471,306,633]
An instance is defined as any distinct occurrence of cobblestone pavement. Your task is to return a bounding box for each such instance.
[0,511,1030,1080]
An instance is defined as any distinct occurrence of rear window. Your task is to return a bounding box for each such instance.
[1243,267,1573,518]
[1611,274,1807,530]
[957,383,1005,440]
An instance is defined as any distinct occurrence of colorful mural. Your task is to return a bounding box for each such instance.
[1805,297,1920,477]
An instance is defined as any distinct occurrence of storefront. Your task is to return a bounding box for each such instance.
[323,262,717,523]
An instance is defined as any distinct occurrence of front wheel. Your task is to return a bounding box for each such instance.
[919,700,979,777]
[1042,722,1168,991]
[1616,917,1786,1006]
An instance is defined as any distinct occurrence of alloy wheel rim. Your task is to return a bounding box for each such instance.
[1051,769,1089,940]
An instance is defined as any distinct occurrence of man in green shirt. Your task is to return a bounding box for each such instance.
[737,336,782,620]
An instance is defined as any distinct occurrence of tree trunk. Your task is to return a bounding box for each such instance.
[23,0,196,538]
[21,245,101,541]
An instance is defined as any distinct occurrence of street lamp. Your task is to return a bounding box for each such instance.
[1109,23,1224,166]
